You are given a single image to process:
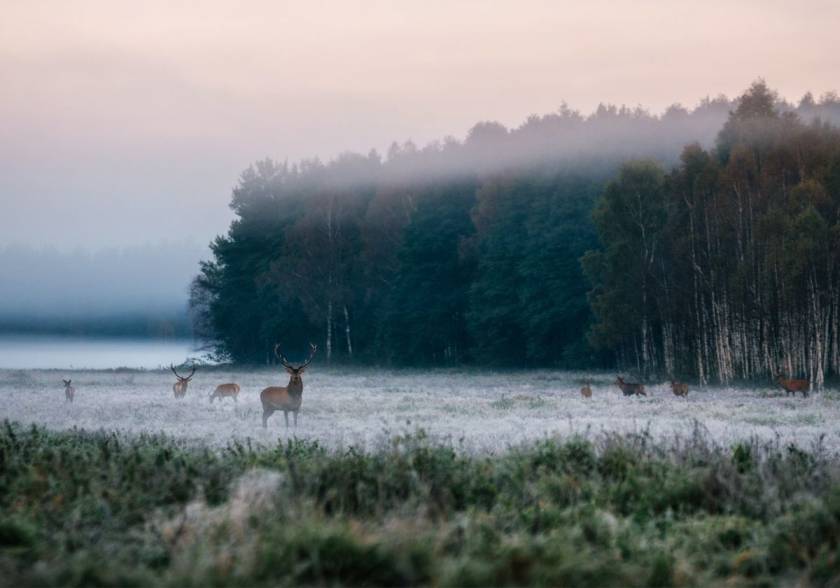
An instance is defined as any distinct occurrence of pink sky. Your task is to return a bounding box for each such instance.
[1,0,838,249]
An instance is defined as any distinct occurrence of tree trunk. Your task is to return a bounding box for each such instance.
[326,300,333,362]
[343,304,353,358]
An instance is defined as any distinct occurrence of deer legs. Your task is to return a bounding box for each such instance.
[283,411,299,428]
[262,408,299,429]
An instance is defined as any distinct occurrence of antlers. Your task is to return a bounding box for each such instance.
[170,363,196,380]
[274,343,318,370]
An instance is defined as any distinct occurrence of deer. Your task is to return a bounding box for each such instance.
[615,376,646,396]
[580,381,592,398]
[170,364,196,399]
[670,380,689,397]
[775,374,809,398]
[261,343,317,428]
[62,379,75,403]
[210,383,240,403]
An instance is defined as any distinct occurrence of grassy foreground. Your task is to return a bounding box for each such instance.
[1,422,839,587]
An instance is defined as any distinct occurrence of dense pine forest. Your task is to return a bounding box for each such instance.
[191,82,840,381]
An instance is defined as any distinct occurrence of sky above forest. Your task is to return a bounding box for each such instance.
[2,0,839,250]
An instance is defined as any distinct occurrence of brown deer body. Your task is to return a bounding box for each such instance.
[210,383,240,403]
[62,379,75,403]
[776,375,809,398]
[170,364,195,399]
[580,382,592,398]
[615,376,646,396]
[670,380,689,397]
[261,343,317,428]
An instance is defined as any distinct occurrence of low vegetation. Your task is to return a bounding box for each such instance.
[2,420,840,586]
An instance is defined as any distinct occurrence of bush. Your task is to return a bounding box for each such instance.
[1,420,839,586]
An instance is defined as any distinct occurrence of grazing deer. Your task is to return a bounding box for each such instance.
[261,343,317,428]
[670,380,689,397]
[62,379,75,403]
[170,364,196,399]
[615,376,646,397]
[775,374,809,398]
[580,382,592,398]
[210,383,240,403]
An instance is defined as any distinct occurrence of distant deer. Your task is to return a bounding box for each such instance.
[580,381,592,398]
[170,364,196,399]
[210,383,240,403]
[775,374,809,398]
[615,376,646,396]
[62,379,75,403]
[670,380,689,397]
[261,343,317,428]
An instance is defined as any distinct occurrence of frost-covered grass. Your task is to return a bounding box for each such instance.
[1,368,840,453]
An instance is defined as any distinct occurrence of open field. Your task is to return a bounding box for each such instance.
[1,368,839,453]
[3,369,840,585]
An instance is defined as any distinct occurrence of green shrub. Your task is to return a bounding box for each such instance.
[1,420,840,586]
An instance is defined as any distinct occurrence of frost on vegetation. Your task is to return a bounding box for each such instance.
[156,468,284,548]
[2,368,840,453]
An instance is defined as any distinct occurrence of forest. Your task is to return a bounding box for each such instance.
[191,82,840,382]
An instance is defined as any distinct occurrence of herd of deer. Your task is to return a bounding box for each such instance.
[58,346,813,426]
[579,374,812,398]
[578,377,689,398]
[167,343,318,427]
[60,343,318,428]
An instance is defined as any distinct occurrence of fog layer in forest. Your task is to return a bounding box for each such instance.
[191,82,840,383]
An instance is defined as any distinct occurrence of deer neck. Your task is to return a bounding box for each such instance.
[286,378,303,397]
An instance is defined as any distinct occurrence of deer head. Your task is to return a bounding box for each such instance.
[170,364,196,385]
[274,343,317,386]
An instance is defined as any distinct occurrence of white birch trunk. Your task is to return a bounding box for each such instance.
[343,304,353,358]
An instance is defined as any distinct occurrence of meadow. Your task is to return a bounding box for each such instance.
[1,368,839,452]
[2,368,840,586]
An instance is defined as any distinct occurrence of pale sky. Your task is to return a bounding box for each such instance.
[1,0,838,250]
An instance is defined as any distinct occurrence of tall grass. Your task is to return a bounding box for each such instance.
[1,420,839,586]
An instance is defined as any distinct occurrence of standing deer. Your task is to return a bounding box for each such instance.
[170,364,196,398]
[615,376,646,396]
[775,374,809,398]
[670,380,689,397]
[210,383,240,403]
[261,343,317,428]
[62,379,75,403]
[580,381,592,398]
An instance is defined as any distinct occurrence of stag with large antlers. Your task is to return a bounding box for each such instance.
[261,343,317,428]
[170,364,196,399]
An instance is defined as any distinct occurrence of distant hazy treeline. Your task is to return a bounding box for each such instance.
[192,82,840,378]
[0,242,203,339]
[0,314,191,339]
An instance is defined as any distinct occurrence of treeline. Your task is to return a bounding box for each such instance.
[586,81,840,385]
[0,242,204,337]
[192,83,840,376]
[190,161,605,365]
[0,314,191,339]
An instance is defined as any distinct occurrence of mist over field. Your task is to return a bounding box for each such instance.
[4,2,840,585]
